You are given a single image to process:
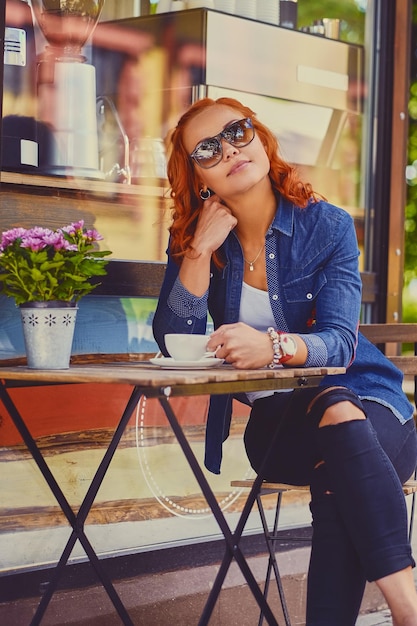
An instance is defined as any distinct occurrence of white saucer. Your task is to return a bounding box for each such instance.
[149,357,224,369]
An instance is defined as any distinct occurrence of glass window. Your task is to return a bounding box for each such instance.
[1,1,369,573]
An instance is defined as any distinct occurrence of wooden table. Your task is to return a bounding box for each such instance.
[0,362,345,626]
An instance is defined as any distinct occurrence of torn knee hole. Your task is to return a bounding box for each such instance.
[306,386,347,414]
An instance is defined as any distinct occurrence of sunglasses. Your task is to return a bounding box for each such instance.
[190,118,255,169]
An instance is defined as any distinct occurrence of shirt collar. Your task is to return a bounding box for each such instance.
[270,196,295,236]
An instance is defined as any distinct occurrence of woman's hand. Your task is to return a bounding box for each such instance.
[207,322,273,369]
[189,194,237,257]
[179,195,237,297]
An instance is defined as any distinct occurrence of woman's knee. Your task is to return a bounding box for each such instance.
[320,400,366,427]
[308,387,366,428]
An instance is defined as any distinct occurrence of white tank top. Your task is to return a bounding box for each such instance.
[239,282,292,404]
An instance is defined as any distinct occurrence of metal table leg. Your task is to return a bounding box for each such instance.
[158,394,280,626]
[0,383,144,626]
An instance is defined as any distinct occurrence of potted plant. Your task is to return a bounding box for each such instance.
[0,220,111,369]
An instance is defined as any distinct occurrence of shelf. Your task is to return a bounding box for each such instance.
[0,171,170,199]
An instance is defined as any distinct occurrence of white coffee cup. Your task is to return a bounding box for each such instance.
[165,333,214,361]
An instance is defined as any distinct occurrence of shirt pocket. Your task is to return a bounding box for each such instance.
[282,270,327,304]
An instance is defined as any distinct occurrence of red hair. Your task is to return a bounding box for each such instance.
[167,97,320,265]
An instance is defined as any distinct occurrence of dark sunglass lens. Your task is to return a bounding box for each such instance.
[194,138,222,167]
[191,119,253,168]
[228,119,253,146]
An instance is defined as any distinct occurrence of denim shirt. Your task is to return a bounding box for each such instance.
[153,197,414,474]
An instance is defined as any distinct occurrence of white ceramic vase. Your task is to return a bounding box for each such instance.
[20,301,78,369]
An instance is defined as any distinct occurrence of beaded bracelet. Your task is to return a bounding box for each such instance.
[267,327,297,368]
[267,327,283,368]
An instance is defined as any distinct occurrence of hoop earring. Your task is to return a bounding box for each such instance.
[199,187,211,200]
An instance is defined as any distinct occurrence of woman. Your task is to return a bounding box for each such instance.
[152,97,417,625]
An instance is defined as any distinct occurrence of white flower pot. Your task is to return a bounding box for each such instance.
[20,301,78,369]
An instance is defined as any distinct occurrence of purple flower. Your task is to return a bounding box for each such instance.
[27,227,54,240]
[20,236,48,252]
[61,220,85,236]
[0,227,27,251]
[62,243,79,252]
[85,229,103,242]
[0,220,110,304]
[41,231,72,251]
[18,227,56,252]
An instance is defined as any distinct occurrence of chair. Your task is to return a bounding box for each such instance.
[231,478,417,626]
[232,322,417,626]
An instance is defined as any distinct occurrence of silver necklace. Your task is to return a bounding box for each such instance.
[243,243,265,272]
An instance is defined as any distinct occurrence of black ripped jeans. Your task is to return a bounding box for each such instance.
[244,387,417,626]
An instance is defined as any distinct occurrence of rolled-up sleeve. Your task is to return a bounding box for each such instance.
[302,333,328,367]
[167,276,208,319]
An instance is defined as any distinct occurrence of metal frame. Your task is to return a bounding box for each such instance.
[0,365,335,626]
[0,383,143,626]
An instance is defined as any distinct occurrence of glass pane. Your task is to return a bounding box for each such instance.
[0,3,369,573]
[2,6,366,263]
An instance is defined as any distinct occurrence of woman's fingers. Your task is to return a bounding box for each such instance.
[192,199,237,254]
[207,323,272,368]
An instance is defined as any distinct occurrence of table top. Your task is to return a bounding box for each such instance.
[0,362,345,397]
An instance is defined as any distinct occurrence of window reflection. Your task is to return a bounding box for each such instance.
[2,6,365,260]
[1,1,370,573]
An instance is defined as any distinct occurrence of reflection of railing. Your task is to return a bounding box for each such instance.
[135,394,254,519]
